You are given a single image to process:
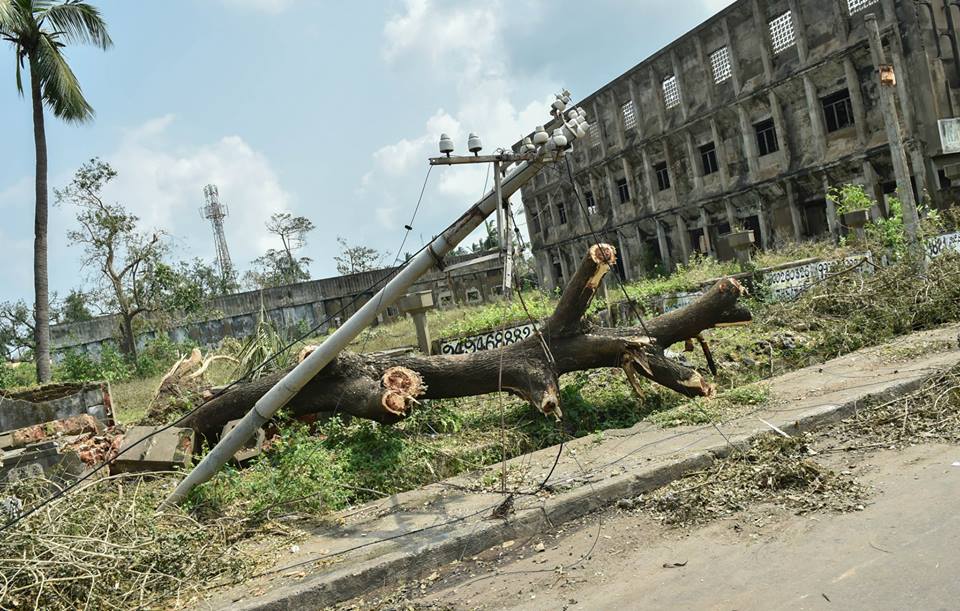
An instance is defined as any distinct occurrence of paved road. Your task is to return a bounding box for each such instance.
[415,443,960,611]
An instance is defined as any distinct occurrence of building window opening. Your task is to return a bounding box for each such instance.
[847,0,878,15]
[552,256,563,285]
[655,162,671,191]
[769,11,796,54]
[465,288,482,304]
[585,191,598,214]
[822,89,854,133]
[662,75,681,109]
[589,122,601,146]
[621,100,637,130]
[754,119,779,156]
[616,178,630,203]
[557,201,567,224]
[710,46,732,84]
[700,142,719,175]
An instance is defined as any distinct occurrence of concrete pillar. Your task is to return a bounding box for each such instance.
[862,159,883,215]
[737,104,760,179]
[649,67,667,133]
[879,0,896,24]
[721,16,743,93]
[591,100,608,158]
[656,220,673,273]
[832,0,850,40]
[411,311,431,355]
[823,174,838,238]
[642,147,658,210]
[865,14,919,241]
[787,0,808,63]
[685,131,703,191]
[757,200,771,249]
[751,0,774,83]
[710,119,730,190]
[699,207,716,258]
[663,139,679,208]
[802,75,827,159]
[616,232,632,280]
[888,29,916,139]
[786,180,804,239]
[670,50,688,122]
[603,165,617,208]
[546,190,558,226]
[675,215,691,265]
[725,199,738,228]
[843,57,868,146]
[768,90,792,166]
[694,35,715,108]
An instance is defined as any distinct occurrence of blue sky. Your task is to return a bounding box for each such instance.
[0,0,732,303]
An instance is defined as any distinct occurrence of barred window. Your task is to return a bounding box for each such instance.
[769,11,796,54]
[621,100,637,130]
[710,46,732,84]
[662,75,681,109]
[847,0,878,15]
[588,121,601,145]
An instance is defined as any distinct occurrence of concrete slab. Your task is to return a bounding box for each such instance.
[222,419,265,463]
[202,323,960,611]
[111,426,194,474]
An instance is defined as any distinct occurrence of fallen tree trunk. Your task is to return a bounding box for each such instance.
[182,244,751,438]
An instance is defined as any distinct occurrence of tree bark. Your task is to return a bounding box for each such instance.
[30,55,52,383]
[181,244,752,438]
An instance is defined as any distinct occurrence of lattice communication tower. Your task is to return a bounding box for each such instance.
[200,184,235,285]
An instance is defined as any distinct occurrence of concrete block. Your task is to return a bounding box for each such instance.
[0,414,101,451]
[222,420,265,463]
[111,426,194,474]
[0,441,86,484]
[398,291,435,313]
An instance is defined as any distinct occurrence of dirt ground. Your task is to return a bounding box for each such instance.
[339,439,960,611]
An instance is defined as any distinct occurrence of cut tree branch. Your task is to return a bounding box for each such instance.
[180,244,751,438]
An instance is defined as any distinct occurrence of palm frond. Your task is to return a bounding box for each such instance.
[1,0,32,35]
[38,1,111,49]
[33,31,93,122]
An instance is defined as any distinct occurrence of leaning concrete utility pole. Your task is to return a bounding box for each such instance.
[865,13,920,241]
[163,92,586,507]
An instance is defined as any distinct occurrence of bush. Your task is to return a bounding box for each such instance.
[0,362,36,389]
[54,345,132,383]
[135,334,195,378]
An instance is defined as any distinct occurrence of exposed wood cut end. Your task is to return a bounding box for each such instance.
[380,366,426,416]
[719,276,748,296]
[298,345,319,362]
[586,243,617,289]
[539,383,561,421]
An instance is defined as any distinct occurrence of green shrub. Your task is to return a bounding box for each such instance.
[0,362,36,389]
[54,345,132,383]
[135,334,195,378]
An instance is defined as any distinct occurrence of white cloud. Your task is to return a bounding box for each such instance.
[365,0,555,245]
[97,116,293,270]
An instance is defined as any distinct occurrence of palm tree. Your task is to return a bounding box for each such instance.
[0,0,111,382]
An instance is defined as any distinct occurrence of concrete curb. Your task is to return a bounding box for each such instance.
[211,327,960,611]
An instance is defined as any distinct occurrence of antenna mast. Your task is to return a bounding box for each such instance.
[200,184,235,286]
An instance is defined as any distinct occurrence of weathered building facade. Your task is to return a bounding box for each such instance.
[520,0,960,289]
[50,250,507,356]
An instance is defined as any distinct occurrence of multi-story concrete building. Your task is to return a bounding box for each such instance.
[519,0,960,289]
